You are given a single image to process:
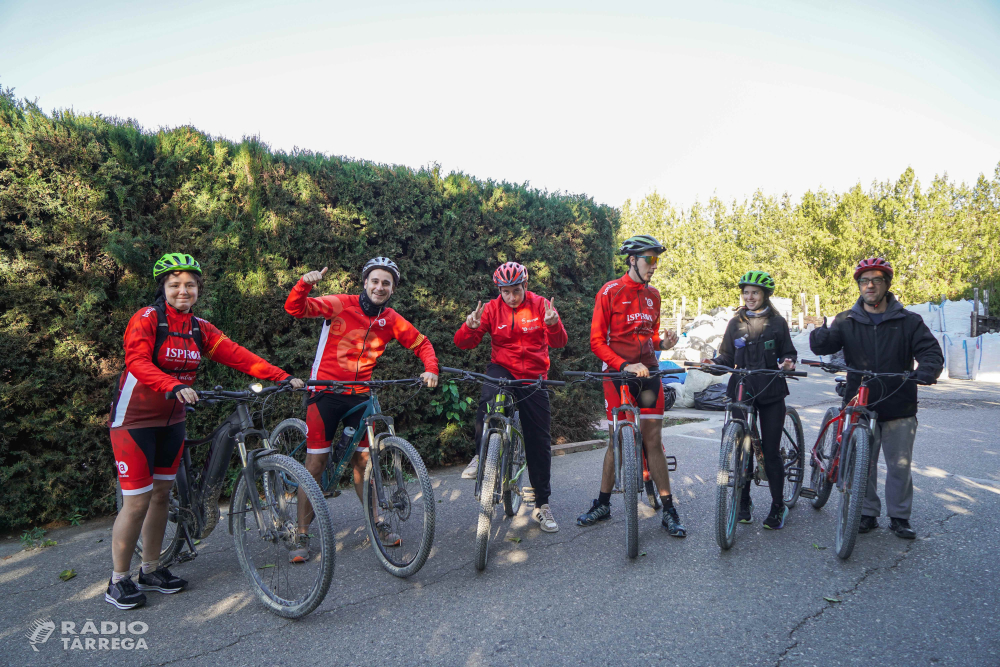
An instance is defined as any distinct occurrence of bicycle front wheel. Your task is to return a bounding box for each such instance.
[782,408,805,507]
[810,408,839,510]
[363,436,435,578]
[620,425,640,559]
[503,413,526,517]
[475,433,502,571]
[715,421,746,550]
[231,453,335,618]
[835,426,870,560]
[116,479,184,568]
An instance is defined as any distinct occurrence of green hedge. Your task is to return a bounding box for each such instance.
[0,90,616,532]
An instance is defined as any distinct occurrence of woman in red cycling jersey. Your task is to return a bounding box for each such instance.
[107,253,303,610]
[454,262,567,532]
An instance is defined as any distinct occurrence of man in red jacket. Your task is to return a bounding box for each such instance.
[576,235,686,537]
[454,262,568,531]
[285,257,439,560]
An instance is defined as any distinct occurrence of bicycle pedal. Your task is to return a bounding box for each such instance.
[786,471,803,483]
[799,487,817,499]
[323,489,342,498]
[177,551,198,563]
[666,456,677,472]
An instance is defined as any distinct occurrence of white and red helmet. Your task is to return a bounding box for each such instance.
[493,262,528,288]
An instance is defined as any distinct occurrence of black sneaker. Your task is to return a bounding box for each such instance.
[105,577,147,609]
[738,498,754,524]
[577,499,611,526]
[662,506,687,537]
[762,503,788,530]
[137,567,187,594]
[889,518,916,540]
[858,515,879,533]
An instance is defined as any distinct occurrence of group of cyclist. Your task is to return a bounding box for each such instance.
[105,238,943,610]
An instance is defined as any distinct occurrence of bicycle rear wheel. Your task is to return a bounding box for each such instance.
[231,453,335,618]
[503,413,526,517]
[715,421,746,550]
[810,408,839,509]
[620,425,640,559]
[475,433,503,571]
[782,408,805,507]
[835,426,870,560]
[363,436,435,578]
[116,478,184,568]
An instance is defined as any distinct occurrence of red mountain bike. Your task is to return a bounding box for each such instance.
[801,359,924,559]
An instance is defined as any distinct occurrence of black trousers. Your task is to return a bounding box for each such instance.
[732,398,786,506]
[473,364,553,507]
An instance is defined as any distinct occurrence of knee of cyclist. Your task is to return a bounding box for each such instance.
[638,390,658,409]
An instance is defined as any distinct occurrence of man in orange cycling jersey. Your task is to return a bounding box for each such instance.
[284,257,439,560]
[576,235,686,537]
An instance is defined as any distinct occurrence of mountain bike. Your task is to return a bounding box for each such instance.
[683,363,807,551]
[267,378,435,578]
[800,359,924,559]
[440,367,565,571]
[564,369,683,559]
[114,382,335,618]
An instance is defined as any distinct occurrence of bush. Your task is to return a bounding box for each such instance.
[0,89,615,531]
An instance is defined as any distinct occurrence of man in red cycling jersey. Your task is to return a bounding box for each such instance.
[108,253,302,610]
[576,235,686,537]
[454,262,568,532]
[285,257,439,560]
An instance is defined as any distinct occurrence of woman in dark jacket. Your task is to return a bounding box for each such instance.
[706,271,797,530]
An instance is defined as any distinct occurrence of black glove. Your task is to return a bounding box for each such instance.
[911,370,936,386]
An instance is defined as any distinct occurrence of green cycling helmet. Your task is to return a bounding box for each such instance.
[153,253,202,280]
[618,234,666,255]
[738,270,775,295]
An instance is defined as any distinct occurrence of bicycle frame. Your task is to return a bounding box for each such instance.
[811,384,877,492]
[474,388,523,503]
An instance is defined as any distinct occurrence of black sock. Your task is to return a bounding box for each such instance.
[597,491,612,506]
[661,494,674,511]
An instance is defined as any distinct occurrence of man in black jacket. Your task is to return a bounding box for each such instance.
[810,258,944,539]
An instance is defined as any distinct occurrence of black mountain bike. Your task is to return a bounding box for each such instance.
[563,369,682,559]
[441,367,564,571]
[115,382,335,618]
[684,363,807,550]
[267,378,436,578]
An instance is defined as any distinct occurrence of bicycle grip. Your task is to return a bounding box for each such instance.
[439,367,465,374]
[165,392,175,400]
[786,371,809,377]
[801,359,822,366]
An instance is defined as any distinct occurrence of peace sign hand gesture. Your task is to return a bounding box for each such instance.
[543,297,560,326]
[302,266,328,286]
[466,301,486,329]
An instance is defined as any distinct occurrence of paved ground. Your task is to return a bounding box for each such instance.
[3,376,1000,666]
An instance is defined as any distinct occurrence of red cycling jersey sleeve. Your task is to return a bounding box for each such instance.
[199,320,291,383]
[391,312,440,375]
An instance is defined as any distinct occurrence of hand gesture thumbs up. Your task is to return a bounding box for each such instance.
[466,301,485,329]
[303,266,328,286]
[544,297,559,326]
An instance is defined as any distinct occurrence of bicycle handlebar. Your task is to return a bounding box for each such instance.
[165,381,293,401]
[440,367,566,387]
[306,378,424,388]
[562,368,686,380]
[800,359,922,383]
[683,361,808,378]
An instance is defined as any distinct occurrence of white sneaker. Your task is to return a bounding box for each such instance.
[461,455,479,479]
[532,504,559,532]
[522,487,535,506]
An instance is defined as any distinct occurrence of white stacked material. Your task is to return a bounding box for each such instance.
[674,369,726,409]
[905,299,984,336]
[791,329,813,362]
[974,333,1000,383]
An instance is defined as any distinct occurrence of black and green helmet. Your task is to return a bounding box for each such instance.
[618,234,666,255]
[153,253,202,280]
[738,270,775,294]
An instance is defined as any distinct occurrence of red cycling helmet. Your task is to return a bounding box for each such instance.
[493,262,528,288]
[853,257,894,281]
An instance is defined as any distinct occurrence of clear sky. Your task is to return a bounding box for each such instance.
[2,0,999,208]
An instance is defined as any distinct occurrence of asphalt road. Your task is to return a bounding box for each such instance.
[3,376,1000,667]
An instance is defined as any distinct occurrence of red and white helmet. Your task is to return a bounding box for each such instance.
[493,262,528,288]
[853,257,894,281]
